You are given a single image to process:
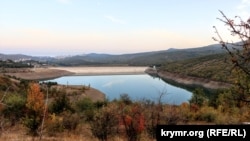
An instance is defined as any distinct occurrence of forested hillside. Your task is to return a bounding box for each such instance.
[52,44,226,66]
[0,43,226,67]
[161,53,235,83]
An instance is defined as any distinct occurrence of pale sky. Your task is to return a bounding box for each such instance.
[0,0,250,56]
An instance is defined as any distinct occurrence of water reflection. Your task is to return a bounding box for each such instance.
[45,74,192,105]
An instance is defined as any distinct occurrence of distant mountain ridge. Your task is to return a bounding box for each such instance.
[0,53,55,62]
[53,43,226,66]
[0,43,226,66]
[0,53,32,61]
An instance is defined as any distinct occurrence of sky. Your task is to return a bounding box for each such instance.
[0,0,250,56]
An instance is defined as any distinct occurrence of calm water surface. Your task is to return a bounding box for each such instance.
[46,74,192,105]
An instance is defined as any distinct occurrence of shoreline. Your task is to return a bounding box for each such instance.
[145,67,232,90]
[4,66,232,90]
[49,66,147,76]
[51,84,106,102]
[4,66,148,80]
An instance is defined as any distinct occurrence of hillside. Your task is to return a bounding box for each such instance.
[1,45,250,141]
[161,53,235,83]
[52,43,226,66]
[0,43,227,67]
[0,53,55,62]
[0,75,20,92]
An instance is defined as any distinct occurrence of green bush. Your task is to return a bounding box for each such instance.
[94,100,108,109]
[119,94,132,105]
[75,98,95,121]
[23,115,42,136]
[75,97,94,112]
[49,93,73,114]
[189,88,207,107]
[2,94,26,125]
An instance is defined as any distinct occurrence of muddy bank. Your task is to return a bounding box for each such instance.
[4,68,74,80]
[4,66,148,80]
[4,68,106,101]
[145,68,232,90]
[49,66,147,75]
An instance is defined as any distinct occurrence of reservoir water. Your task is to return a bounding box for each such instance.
[45,74,192,105]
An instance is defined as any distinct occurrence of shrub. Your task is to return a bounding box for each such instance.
[2,94,26,125]
[195,106,217,123]
[94,100,108,109]
[163,106,181,125]
[62,112,80,131]
[75,98,95,121]
[90,103,119,141]
[120,94,132,105]
[189,88,207,107]
[120,103,145,141]
[75,98,94,112]
[178,102,194,123]
[45,112,80,136]
[45,114,64,136]
[49,93,73,114]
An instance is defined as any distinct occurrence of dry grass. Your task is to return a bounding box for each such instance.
[0,124,98,141]
[50,85,105,102]
[0,124,156,141]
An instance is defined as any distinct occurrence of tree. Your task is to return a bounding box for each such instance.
[213,10,250,106]
[24,83,45,136]
[120,104,145,141]
[90,103,118,141]
[189,88,207,107]
[120,93,133,105]
[75,97,95,121]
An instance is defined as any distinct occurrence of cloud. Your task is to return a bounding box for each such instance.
[102,80,124,88]
[104,15,127,24]
[56,0,71,4]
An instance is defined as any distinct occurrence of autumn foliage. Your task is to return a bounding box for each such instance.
[26,83,45,113]
[120,104,145,141]
[24,83,45,136]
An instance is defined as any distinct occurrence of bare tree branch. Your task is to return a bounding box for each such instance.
[39,84,49,141]
[0,86,11,107]
[213,10,250,104]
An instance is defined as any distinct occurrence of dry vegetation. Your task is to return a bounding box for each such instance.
[0,75,250,141]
